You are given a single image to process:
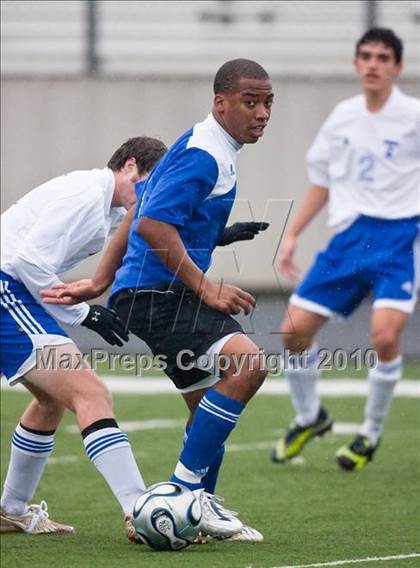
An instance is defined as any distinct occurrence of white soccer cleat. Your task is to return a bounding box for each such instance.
[0,500,74,534]
[220,524,264,542]
[193,490,243,538]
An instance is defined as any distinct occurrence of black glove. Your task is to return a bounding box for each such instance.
[81,305,129,347]
[218,222,270,246]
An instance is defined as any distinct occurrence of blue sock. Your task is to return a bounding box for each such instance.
[202,446,225,494]
[171,389,244,490]
[183,423,225,494]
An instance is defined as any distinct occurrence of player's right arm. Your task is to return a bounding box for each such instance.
[137,148,256,315]
[279,110,333,280]
[278,184,328,280]
[137,216,255,315]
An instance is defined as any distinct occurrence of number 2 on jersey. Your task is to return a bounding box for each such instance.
[358,154,375,182]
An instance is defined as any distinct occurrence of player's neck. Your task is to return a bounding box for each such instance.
[364,84,394,113]
[211,112,242,150]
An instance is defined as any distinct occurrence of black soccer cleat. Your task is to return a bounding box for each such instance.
[336,434,380,471]
[271,406,333,463]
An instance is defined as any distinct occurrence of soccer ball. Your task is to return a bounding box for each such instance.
[132,482,202,551]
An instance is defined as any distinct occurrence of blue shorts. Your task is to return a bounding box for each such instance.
[291,215,420,318]
[0,271,73,384]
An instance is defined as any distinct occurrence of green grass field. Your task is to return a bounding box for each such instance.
[1,386,419,568]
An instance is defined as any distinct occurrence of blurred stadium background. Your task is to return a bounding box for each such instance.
[1,0,419,358]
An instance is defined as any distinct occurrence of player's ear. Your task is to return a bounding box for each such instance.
[123,157,137,172]
[393,61,403,78]
[214,93,227,114]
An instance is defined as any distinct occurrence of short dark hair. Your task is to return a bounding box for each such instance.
[107,136,167,173]
[356,27,403,64]
[213,59,270,94]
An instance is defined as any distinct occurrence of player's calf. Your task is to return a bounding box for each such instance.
[24,355,146,522]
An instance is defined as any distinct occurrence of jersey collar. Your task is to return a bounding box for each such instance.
[207,113,242,152]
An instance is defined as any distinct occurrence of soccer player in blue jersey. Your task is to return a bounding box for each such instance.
[271,28,419,470]
[0,137,166,536]
[44,58,274,542]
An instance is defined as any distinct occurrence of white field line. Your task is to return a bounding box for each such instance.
[2,377,419,397]
[44,442,281,466]
[65,418,186,434]
[45,423,356,466]
[272,552,420,568]
[64,420,359,436]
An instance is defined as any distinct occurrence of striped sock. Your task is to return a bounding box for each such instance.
[171,390,244,490]
[82,419,145,514]
[0,423,55,515]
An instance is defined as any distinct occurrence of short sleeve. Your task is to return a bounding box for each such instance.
[305,112,335,188]
[140,148,219,228]
[15,194,103,274]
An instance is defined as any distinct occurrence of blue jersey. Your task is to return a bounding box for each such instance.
[110,114,241,298]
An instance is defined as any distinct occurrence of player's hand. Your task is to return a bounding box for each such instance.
[202,282,256,315]
[218,222,270,246]
[41,279,103,305]
[81,305,129,347]
[277,234,299,281]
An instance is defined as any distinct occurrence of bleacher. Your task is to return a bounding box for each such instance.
[1,0,419,76]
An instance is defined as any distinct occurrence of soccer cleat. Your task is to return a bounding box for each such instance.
[219,524,264,542]
[271,406,333,463]
[124,513,143,544]
[336,434,380,471]
[194,490,243,538]
[0,500,74,534]
[202,495,263,542]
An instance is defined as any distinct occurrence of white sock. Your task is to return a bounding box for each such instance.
[359,356,402,445]
[1,423,54,515]
[285,345,321,426]
[83,423,146,515]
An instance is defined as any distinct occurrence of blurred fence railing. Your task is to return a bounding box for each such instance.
[1,0,419,77]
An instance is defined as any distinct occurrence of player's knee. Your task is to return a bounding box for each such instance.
[249,366,267,390]
[281,320,310,352]
[239,361,267,391]
[371,327,399,356]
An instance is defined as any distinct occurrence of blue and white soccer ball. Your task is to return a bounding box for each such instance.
[132,482,202,551]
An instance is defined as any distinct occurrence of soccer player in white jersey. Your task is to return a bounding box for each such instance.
[0,137,166,535]
[42,59,273,542]
[271,28,420,471]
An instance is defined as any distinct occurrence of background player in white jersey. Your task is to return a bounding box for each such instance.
[271,28,420,471]
[0,137,166,535]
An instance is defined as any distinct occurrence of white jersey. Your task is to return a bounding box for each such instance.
[306,86,420,232]
[1,168,125,326]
